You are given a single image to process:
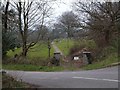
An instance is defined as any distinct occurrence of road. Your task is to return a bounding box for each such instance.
[6,66,119,88]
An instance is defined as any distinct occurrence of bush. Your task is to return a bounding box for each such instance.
[50,57,60,66]
[70,44,84,54]
[3,56,50,66]
[2,73,30,88]
[70,39,96,55]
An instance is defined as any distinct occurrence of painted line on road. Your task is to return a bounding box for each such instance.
[72,77,119,82]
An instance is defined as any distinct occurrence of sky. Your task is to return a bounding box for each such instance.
[46,0,77,26]
[52,0,76,18]
[2,0,76,17]
[1,0,76,25]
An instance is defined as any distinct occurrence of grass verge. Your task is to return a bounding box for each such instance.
[2,73,33,88]
[3,64,65,72]
[82,53,119,70]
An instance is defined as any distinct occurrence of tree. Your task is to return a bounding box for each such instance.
[52,23,67,39]
[54,11,80,48]
[2,2,20,57]
[4,0,9,33]
[12,0,55,56]
[74,1,120,47]
[58,11,80,38]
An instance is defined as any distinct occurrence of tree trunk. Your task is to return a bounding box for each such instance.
[22,39,28,56]
[22,25,28,57]
[18,2,27,57]
[105,30,110,45]
[22,47,27,56]
[4,1,9,32]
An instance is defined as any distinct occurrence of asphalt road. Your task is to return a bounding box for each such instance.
[6,66,119,88]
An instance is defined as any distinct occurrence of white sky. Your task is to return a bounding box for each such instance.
[1,0,77,24]
[52,0,76,18]
[46,0,77,26]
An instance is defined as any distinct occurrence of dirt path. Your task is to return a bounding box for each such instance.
[51,42,69,63]
[51,42,64,56]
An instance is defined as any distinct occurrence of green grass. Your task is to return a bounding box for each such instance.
[3,64,83,72]
[5,39,119,71]
[27,43,54,59]
[55,39,74,55]
[55,39,97,56]
[7,42,54,59]
[75,39,97,49]
[82,53,119,70]
[3,53,119,71]
[7,48,21,57]
[3,64,65,72]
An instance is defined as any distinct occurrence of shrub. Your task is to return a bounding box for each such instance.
[70,39,96,55]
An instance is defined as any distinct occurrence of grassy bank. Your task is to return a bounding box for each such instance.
[82,53,119,70]
[3,64,65,72]
[55,39,74,55]
[5,39,119,71]
[55,38,119,70]
[55,39,97,56]
[3,52,119,71]
[2,73,33,88]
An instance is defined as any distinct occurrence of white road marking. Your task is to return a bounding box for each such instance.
[72,77,119,82]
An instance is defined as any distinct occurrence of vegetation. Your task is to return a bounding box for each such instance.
[82,53,118,70]
[55,39,74,56]
[2,73,32,88]
[55,39,97,55]
[2,1,119,71]
[3,64,64,72]
[55,38,118,70]
[74,2,119,47]
[1,1,119,89]
[7,42,54,59]
[1,3,20,57]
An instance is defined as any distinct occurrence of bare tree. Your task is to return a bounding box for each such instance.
[55,11,80,48]
[28,25,49,42]
[58,11,80,38]
[10,0,55,56]
[73,1,120,46]
[4,0,9,32]
[2,1,20,57]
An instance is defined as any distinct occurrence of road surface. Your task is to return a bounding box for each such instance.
[6,66,119,88]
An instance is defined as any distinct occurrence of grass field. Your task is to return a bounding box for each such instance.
[4,39,119,71]
[7,42,54,59]
[54,39,74,56]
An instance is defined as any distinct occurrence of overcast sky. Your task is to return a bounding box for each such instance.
[46,0,77,26]
[52,0,76,17]
[1,0,77,25]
